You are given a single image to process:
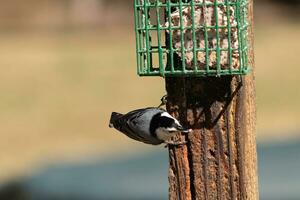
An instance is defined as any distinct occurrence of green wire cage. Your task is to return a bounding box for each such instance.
[134,0,250,77]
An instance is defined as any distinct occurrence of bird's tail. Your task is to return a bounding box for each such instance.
[109,112,123,128]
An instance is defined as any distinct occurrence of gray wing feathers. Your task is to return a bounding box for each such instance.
[109,111,144,142]
[109,108,164,145]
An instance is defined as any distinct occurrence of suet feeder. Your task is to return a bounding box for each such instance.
[134,0,250,77]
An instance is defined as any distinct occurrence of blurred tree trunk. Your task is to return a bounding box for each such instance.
[165,1,258,199]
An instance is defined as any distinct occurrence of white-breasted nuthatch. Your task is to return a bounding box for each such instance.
[109,107,191,145]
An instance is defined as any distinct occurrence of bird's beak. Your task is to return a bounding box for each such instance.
[176,125,191,133]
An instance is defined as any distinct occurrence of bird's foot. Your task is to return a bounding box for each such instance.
[164,139,187,148]
[157,94,168,108]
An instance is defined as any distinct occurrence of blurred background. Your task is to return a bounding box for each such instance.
[0,0,299,199]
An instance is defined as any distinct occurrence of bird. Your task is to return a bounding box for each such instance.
[109,107,191,145]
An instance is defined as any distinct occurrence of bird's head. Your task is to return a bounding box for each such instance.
[150,111,190,141]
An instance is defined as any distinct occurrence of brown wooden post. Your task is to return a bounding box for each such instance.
[165,1,258,199]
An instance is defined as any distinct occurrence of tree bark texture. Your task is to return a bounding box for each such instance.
[165,1,258,200]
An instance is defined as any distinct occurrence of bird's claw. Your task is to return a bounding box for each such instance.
[164,140,187,148]
[158,94,168,108]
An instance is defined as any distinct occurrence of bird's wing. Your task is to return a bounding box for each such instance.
[113,115,145,142]
[116,108,163,144]
[124,107,163,121]
[113,108,154,141]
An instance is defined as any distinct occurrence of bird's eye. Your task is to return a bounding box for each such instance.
[166,127,179,133]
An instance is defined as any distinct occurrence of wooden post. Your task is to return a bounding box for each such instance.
[165,1,258,199]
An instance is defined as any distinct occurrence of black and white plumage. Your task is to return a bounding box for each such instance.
[109,107,190,145]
